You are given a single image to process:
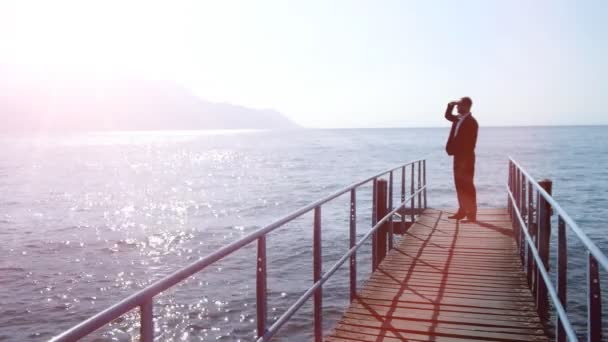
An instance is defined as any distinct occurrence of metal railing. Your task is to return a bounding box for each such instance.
[51,159,427,342]
[507,158,608,342]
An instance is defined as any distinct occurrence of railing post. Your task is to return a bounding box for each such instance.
[375,179,388,267]
[371,179,378,271]
[140,299,154,342]
[556,216,567,342]
[522,175,527,218]
[527,207,537,291]
[423,160,427,209]
[515,164,519,212]
[525,182,533,266]
[401,166,406,234]
[588,252,602,342]
[417,161,422,213]
[410,164,415,222]
[536,179,552,324]
[313,206,322,342]
[515,171,522,250]
[511,171,527,263]
[388,172,394,250]
[520,177,527,247]
[256,236,267,339]
[514,168,520,238]
[349,189,357,302]
[508,161,513,216]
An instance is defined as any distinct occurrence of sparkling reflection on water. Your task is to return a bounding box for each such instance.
[1,127,608,341]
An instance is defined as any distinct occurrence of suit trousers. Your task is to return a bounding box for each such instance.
[453,153,477,216]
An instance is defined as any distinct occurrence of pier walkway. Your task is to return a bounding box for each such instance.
[327,208,549,341]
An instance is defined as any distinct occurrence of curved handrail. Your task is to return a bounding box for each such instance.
[51,158,426,341]
[509,157,608,272]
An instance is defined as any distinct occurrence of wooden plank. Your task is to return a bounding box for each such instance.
[326,208,549,341]
[346,304,544,327]
[359,284,535,302]
[335,316,547,341]
[327,326,476,342]
[347,299,541,319]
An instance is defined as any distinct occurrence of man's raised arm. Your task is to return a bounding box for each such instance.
[445,102,459,122]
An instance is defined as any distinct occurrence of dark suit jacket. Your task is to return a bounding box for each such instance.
[445,114,478,156]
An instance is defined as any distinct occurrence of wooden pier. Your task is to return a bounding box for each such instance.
[327,208,549,342]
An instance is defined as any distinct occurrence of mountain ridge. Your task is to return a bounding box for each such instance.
[0,77,298,131]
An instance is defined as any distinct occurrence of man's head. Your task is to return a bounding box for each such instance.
[456,97,473,115]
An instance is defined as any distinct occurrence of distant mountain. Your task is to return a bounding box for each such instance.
[0,77,298,131]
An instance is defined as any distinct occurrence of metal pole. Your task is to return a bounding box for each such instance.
[349,189,357,302]
[417,161,422,213]
[508,161,513,216]
[556,216,567,342]
[140,299,154,342]
[515,170,520,247]
[375,179,388,266]
[410,164,415,222]
[371,178,377,271]
[313,207,322,342]
[256,236,267,338]
[532,191,539,298]
[515,168,520,238]
[525,182,533,266]
[401,166,406,233]
[514,171,521,249]
[588,252,602,342]
[533,191,542,298]
[520,177,527,247]
[423,160,427,209]
[522,174,528,218]
[527,189,536,290]
[388,172,394,250]
[537,179,552,323]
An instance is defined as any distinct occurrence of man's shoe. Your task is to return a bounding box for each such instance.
[462,214,476,223]
[448,212,466,220]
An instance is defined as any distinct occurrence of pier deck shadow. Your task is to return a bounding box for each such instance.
[326,208,549,342]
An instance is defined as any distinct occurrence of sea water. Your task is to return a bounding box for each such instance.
[1,126,607,341]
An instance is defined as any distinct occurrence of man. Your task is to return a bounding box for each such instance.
[445,97,478,221]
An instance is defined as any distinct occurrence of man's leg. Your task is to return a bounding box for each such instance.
[461,155,477,220]
[449,156,467,219]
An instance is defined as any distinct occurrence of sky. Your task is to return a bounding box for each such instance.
[1,0,607,128]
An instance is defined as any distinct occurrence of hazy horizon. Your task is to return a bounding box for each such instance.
[1,1,607,129]
[4,123,608,134]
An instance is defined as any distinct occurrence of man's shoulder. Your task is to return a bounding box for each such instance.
[468,115,479,127]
